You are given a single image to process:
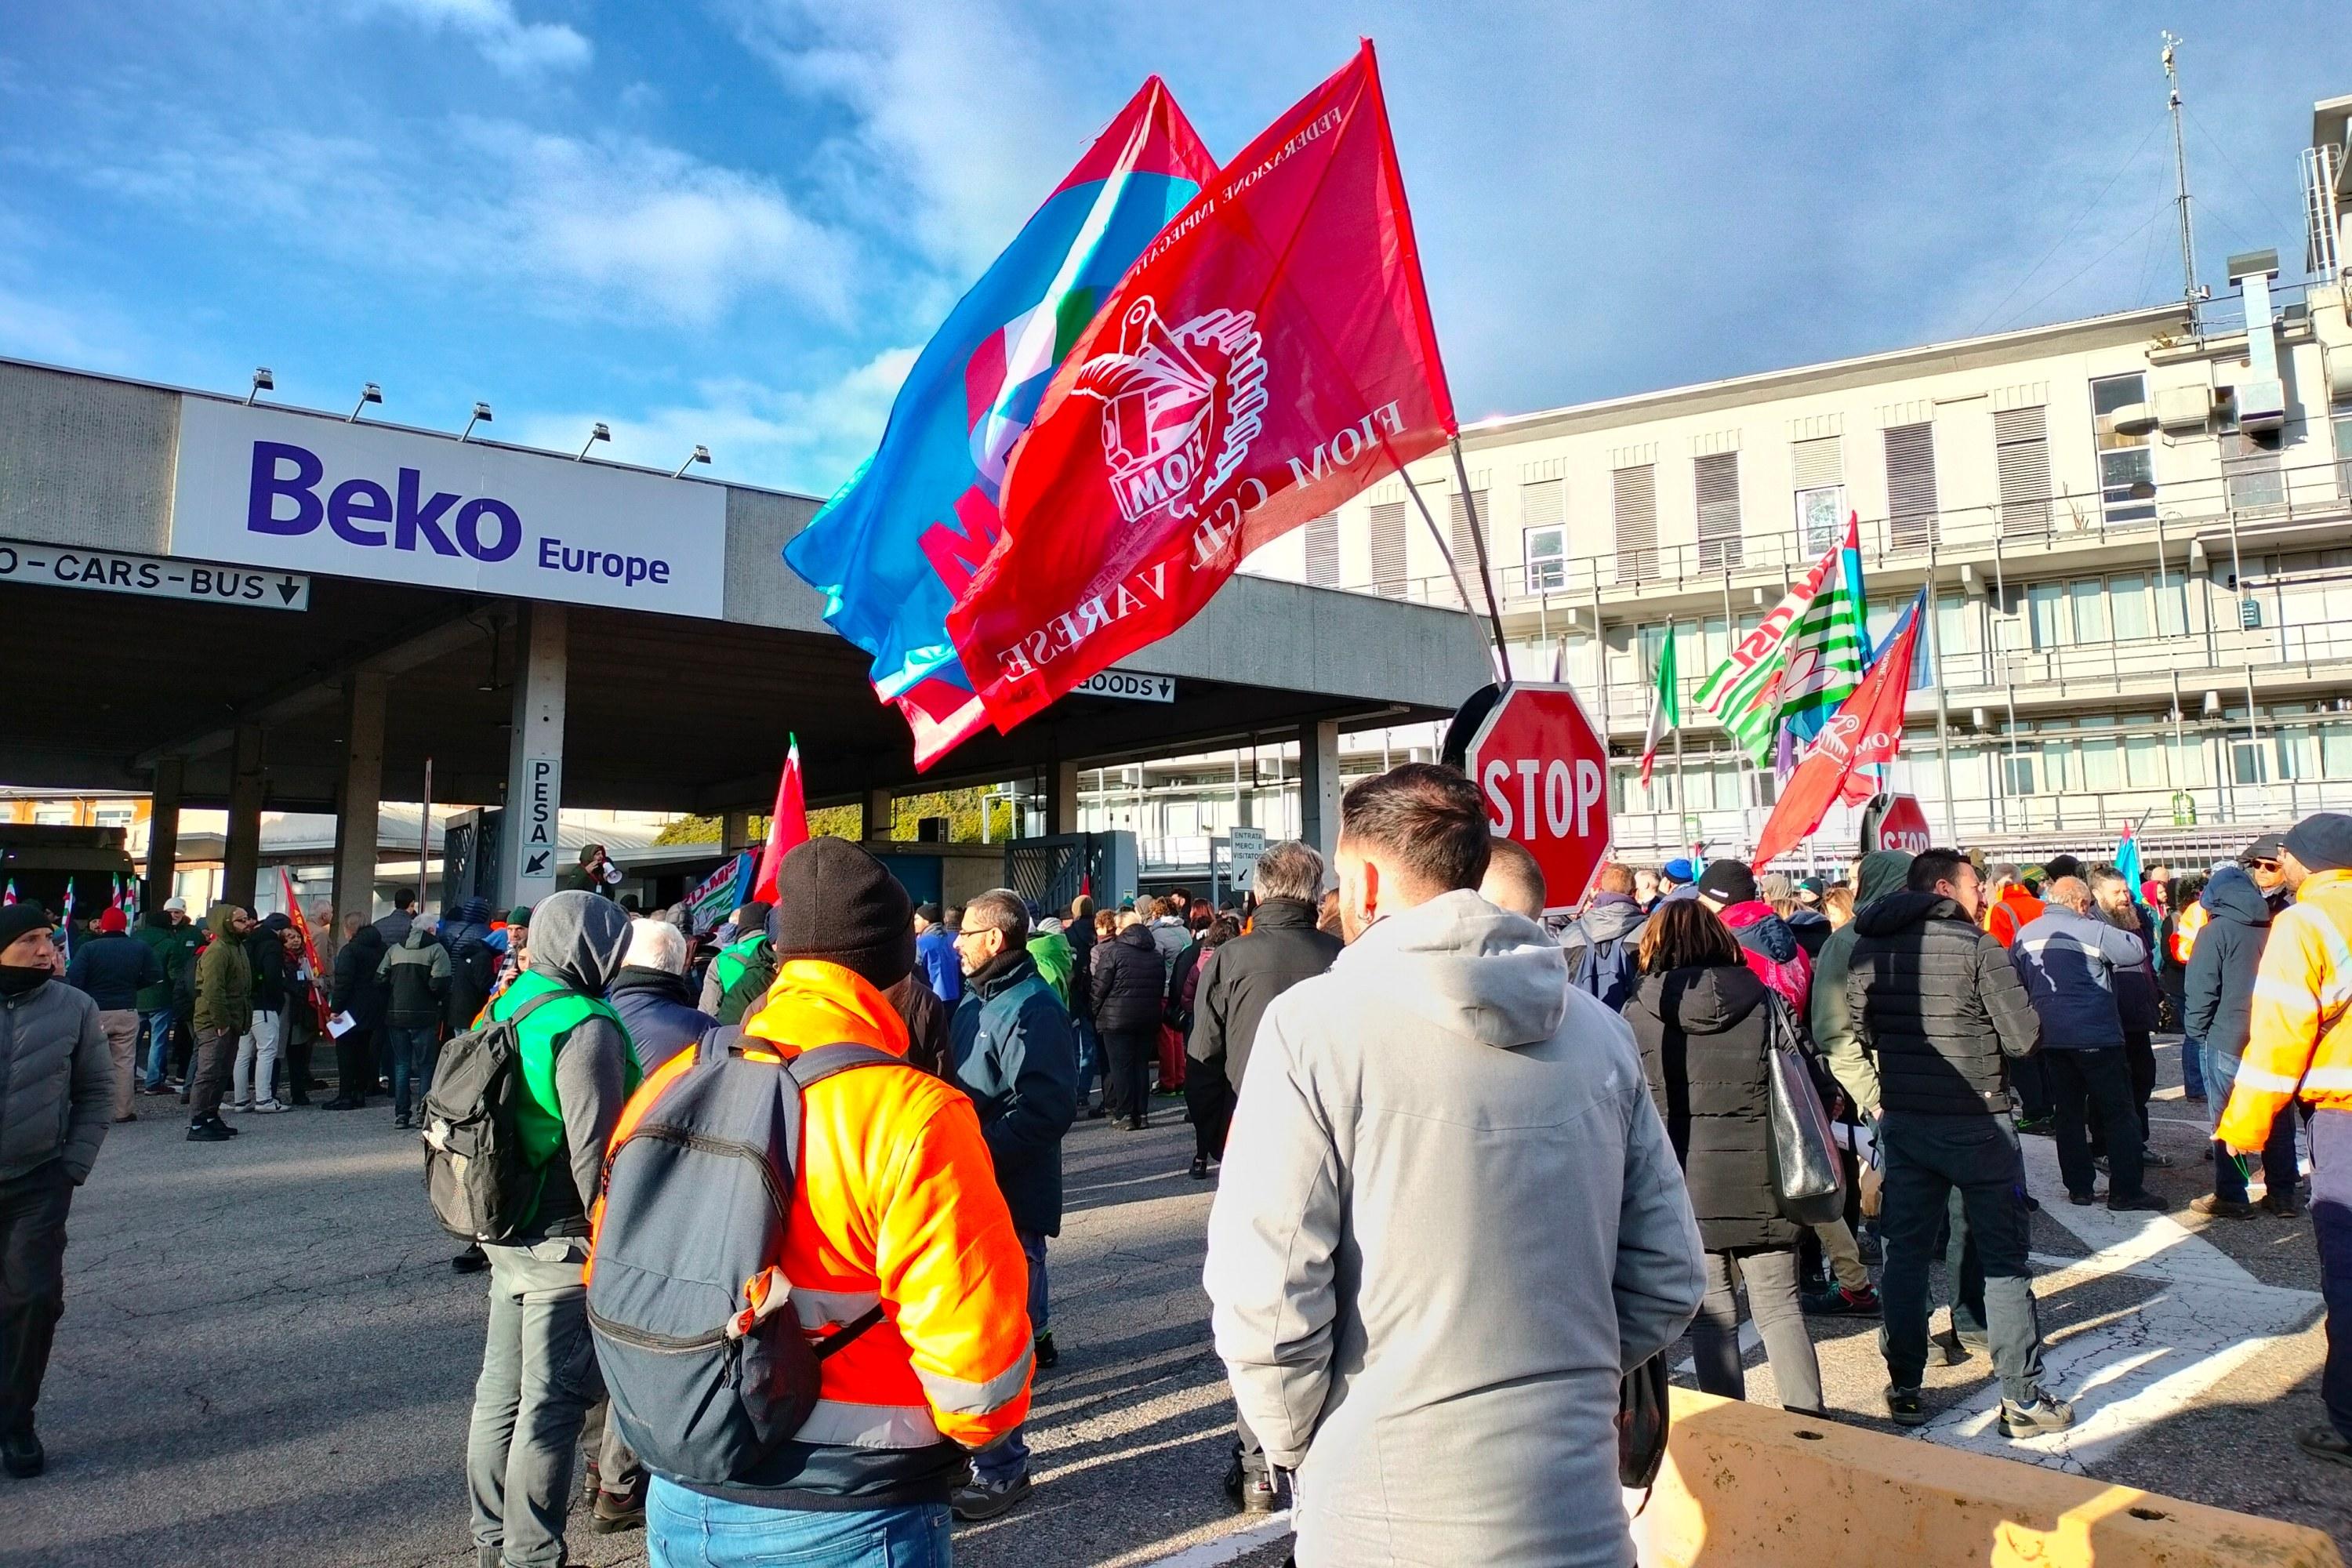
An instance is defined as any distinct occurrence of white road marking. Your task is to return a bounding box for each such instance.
[1120,1511,1294,1567]
[1912,1131,2322,1471]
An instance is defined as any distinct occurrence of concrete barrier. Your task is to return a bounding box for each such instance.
[1632,1389,2343,1567]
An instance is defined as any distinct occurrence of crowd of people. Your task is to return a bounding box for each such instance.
[3,796,2350,1567]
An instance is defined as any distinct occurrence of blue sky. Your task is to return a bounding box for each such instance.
[2,2,2340,498]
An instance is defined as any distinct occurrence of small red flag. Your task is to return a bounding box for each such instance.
[946,39,1455,736]
[280,866,332,1033]
[1750,604,1924,869]
[750,736,809,905]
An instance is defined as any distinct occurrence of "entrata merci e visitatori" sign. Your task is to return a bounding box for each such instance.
[168,397,726,619]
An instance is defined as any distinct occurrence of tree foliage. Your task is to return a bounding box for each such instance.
[653,788,1013,848]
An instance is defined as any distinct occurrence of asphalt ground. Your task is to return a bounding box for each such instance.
[5,1035,2344,1567]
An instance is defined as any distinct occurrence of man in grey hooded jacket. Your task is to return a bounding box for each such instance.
[1204,765,1704,1567]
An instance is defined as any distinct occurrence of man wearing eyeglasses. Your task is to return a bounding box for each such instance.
[2243,832,2296,914]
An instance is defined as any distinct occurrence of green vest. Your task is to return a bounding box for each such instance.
[712,933,768,1000]
[489,971,641,1174]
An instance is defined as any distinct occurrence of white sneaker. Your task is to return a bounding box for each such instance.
[250,1100,289,1114]
[228,1102,252,1113]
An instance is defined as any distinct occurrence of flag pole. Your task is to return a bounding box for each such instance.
[1926,544,1959,847]
[1448,437,1515,677]
[1399,462,1510,678]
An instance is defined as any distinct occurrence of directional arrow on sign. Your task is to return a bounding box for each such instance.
[276,575,302,605]
[524,851,550,876]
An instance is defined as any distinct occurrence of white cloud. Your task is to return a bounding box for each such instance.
[506,347,921,495]
[724,0,1090,272]
[70,114,852,328]
[358,0,592,77]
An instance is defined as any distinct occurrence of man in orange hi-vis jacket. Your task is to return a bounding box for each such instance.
[2216,813,2352,1474]
[614,838,1034,1566]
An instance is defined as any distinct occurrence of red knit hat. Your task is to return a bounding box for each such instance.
[98,907,129,934]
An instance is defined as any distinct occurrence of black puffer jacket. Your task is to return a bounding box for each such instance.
[1846,892,2041,1116]
[1185,897,1344,1089]
[1626,963,1795,1252]
[1090,924,1167,1034]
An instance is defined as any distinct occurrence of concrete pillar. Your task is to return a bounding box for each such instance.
[1046,760,1080,837]
[332,671,387,927]
[222,724,266,911]
[720,809,753,851]
[862,786,893,843]
[1298,720,1342,866]
[145,756,183,913]
[501,604,568,909]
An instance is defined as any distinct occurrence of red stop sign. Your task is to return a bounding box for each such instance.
[1464,683,1612,912]
[1864,793,1932,855]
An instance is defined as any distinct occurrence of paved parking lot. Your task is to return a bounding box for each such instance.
[5,1037,2344,1566]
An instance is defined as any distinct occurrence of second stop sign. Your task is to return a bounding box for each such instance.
[1463,682,1612,912]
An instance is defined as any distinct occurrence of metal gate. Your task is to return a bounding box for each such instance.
[441,808,505,909]
[1002,832,1137,914]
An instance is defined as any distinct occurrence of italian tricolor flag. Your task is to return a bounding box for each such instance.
[1641,636,1679,787]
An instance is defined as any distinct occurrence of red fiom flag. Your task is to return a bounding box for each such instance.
[750,736,809,905]
[945,39,1456,736]
[1749,609,1923,868]
[280,866,331,1033]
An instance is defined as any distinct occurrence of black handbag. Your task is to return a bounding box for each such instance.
[1764,995,1846,1226]
[1617,1352,1671,1494]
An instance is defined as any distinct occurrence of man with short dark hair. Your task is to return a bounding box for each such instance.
[948,887,1076,1521]
[374,887,417,948]
[1477,838,1548,921]
[1206,765,1703,1563]
[913,902,961,1005]
[1847,848,2064,1439]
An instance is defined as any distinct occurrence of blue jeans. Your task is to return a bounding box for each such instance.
[2206,1041,2300,1203]
[2181,1032,2208,1099]
[645,1480,950,1568]
[973,1228,1047,1486]
[1072,1015,1102,1105]
[386,1025,438,1120]
[142,1007,176,1089]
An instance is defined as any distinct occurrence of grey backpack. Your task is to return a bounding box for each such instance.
[585,1026,902,1484]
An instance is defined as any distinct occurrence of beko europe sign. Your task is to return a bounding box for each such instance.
[169,398,727,618]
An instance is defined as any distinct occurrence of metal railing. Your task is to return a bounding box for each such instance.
[1273,454,2352,611]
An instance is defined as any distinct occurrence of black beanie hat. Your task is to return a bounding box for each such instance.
[1696,860,1759,906]
[772,839,916,989]
[0,901,56,955]
[2284,812,2352,875]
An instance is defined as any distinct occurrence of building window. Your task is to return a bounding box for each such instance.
[32,806,72,826]
[1304,513,1338,587]
[1446,488,1489,607]
[1994,405,2051,539]
[1613,464,1658,584]
[1882,423,1939,551]
[1693,451,1742,571]
[1791,436,1844,553]
[2220,416,2287,514]
[93,805,135,829]
[2334,407,2352,496]
[1369,500,1407,597]
[1522,477,1566,591]
[2092,372,2155,523]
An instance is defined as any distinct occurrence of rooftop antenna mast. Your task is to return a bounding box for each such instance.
[2162,31,2205,332]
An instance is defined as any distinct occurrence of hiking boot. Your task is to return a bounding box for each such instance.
[2189,1194,2255,1220]
[1033,1333,1058,1370]
[590,1484,646,1534]
[1801,1284,1882,1317]
[452,1244,489,1276]
[2298,1425,2352,1468]
[2263,1191,2305,1219]
[1998,1394,2075,1439]
[2,1428,44,1478]
[186,1118,233,1143]
[1236,1468,1278,1513]
[2107,1191,2169,1214]
[1884,1385,1926,1427]
[951,1472,1033,1521]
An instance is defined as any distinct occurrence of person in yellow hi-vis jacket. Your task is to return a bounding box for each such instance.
[2216,812,2352,1472]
